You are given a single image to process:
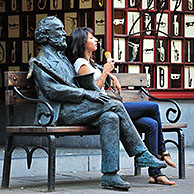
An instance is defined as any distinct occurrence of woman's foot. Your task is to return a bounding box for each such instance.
[159,151,176,168]
[149,173,176,185]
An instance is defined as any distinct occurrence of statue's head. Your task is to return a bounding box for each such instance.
[34,16,67,50]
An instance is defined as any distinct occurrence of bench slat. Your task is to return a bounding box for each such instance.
[112,73,147,87]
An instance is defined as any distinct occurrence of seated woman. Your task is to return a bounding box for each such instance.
[66,27,176,185]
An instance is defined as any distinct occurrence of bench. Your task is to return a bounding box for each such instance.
[2,71,187,191]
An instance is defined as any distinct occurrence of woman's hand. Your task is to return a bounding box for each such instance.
[102,59,115,75]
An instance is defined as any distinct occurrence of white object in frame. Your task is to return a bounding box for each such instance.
[171,40,182,63]
[144,13,151,35]
[36,14,48,28]
[157,40,165,62]
[114,0,125,8]
[0,41,6,64]
[113,38,125,62]
[8,15,20,38]
[173,15,179,36]
[185,14,194,37]
[184,66,194,88]
[64,12,77,36]
[128,41,139,61]
[50,0,62,10]
[170,0,182,11]
[95,11,105,35]
[22,0,33,11]
[128,65,140,73]
[143,39,154,62]
[157,66,168,89]
[128,12,140,35]
[187,0,193,10]
[22,40,34,63]
[142,0,154,10]
[79,0,92,9]
[156,13,168,37]
[145,66,151,87]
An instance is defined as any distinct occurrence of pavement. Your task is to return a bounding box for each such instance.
[0,146,193,194]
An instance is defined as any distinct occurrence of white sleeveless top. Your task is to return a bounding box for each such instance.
[74,58,106,93]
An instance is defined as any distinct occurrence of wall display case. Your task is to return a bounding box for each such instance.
[111,0,194,98]
[0,0,106,96]
[1,0,194,99]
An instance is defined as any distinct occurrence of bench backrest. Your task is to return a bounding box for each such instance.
[4,71,148,105]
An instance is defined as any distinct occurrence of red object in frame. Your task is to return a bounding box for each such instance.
[105,0,113,52]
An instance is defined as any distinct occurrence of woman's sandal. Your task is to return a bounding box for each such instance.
[149,173,176,185]
[159,153,176,168]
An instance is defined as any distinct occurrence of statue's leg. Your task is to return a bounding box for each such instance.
[93,111,120,173]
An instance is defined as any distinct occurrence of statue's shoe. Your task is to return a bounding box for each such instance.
[135,150,167,168]
[102,173,130,190]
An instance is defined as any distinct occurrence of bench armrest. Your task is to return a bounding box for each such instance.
[14,86,54,126]
[140,87,181,123]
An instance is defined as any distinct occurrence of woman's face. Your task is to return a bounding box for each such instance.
[85,32,98,52]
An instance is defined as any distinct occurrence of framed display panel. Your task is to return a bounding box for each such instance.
[170,65,182,88]
[143,39,154,63]
[0,41,6,64]
[171,40,182,63]
[22,40,34,63]
[36,14,48,27]
[114,0,125,8]
[64,12,77,36]
[0,15,7,39]
[184,66,194,88]
[9,0,20,12]
[143,12,155,36]
[128,11,140,35]
[94,0,104,9]
[8,15,20,38]
[22,0,34,11]
[142,0,154,10]
[156,65,168,89]
[36,0,48,11]
[185,39,194,63]
[79,0,92,9]
[142,64,154,88]
[170,0,182,11]
[79,11,93,28]
[156,13,168,37]
[128,64,140,73]
[94,11,105,35]
[156,39,168,62]
[21,14,35,38]
[184,0,194,11]
[113,38,125,62]
[96,36,105,62]
[171,13,183,37]
[185,14,194,37]
[0,0,6,12]
[127,37,140,62]
[113,10,125,34]
[7,40,20,64]
[50,0,62,10]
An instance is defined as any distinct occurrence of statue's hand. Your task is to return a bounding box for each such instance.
[84,90,110,104]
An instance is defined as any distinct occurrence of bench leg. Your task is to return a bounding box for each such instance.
[1,135,13,188]
[177,129,185,179]
[47,135,56,192]
[134,165,141,176]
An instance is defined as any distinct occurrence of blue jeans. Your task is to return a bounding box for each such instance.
[123,101,166,176]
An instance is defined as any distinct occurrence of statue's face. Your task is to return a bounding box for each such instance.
[48,18,67,50]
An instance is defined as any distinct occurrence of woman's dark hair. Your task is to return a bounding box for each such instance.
[66,27,94,65]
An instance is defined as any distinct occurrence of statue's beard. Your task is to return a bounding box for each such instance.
[49,38,67,50]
